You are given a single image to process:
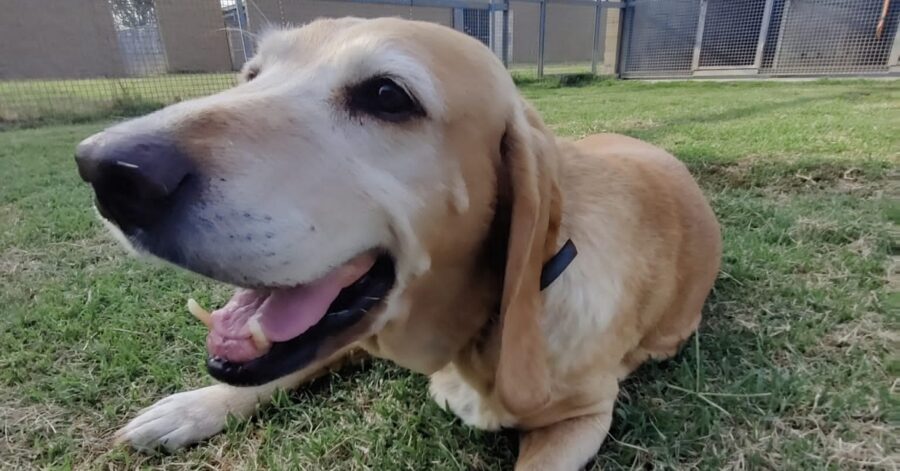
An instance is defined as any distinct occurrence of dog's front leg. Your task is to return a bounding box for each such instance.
[516,412,613,471]
[114,347,367,452]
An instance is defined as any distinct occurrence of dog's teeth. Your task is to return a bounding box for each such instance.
[187,298,212,329]
[247,316,272,351]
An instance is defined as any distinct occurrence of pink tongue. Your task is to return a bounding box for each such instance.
[257,269,351,342]
[207,254,376,362]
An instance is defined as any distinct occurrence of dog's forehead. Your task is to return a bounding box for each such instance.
[253,20,475,118]
[241,18,513,130]
[255,22,402,74]
[257,18,464,63]
[253,19,357,64]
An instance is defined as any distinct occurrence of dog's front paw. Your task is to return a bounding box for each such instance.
[114,385,240,452]
[429,366,508,431]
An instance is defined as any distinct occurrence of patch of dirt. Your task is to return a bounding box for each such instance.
[723,415,897,470]
[0,397,108,469]
[692,160,886,196]
[819,311,893,352]
[0,247,44,280]
[888,256,900,294]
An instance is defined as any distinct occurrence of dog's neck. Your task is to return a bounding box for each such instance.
[449,208,576,398]
[365,176,574,388]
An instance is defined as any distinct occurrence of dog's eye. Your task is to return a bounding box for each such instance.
[374,82,409,113]
[348,77,424,122]
[245,68,259,81]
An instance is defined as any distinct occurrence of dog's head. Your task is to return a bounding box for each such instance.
[75,18,559,413]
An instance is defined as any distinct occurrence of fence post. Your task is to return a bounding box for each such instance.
[502,0,510,68]
[690,0,707,71]
[617,1,632,77]
[538,0,547,78]
[591,0,603,75]
[752,0,776,70]
[770,0,791,71]
[489,1,496,53]
[889,18,900,72]
[452,8,465,31]
[234,0,252,63]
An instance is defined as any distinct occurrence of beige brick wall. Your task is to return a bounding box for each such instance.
[510,3,621,73]
[600,9,620,75]
[155,0,233,73]
[0,0,123,79]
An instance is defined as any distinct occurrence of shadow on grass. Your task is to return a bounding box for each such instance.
[512,73,616,89]
[584,262,803,469]
[607,90,891,192]
[624,93,833,141]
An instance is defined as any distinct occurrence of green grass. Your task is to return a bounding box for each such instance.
[1,79,897,469]
[0,74,235,126]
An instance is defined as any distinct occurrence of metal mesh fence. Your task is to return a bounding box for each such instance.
[620,0,701,77]
[1,0,895,125]
[2,0,620,125]
[543,2,596,74]
[621,0,900,78]
[508,0,543,77]
[223,0,254,69]
[760,0,786,70]
[697,0,768,68]
[0,0,238,124]
[773,0,900,74]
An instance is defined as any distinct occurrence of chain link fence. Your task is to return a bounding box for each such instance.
[0,0,238,124]
[620,0,900,78]
[0,0,624,125]
[1,0,897,125]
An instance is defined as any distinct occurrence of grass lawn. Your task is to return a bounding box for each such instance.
[0,74,235,124]
[1,79,896,469]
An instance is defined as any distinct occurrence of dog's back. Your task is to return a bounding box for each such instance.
[566,133,720,372]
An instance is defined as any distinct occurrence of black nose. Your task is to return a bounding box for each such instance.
[74,133,194,233]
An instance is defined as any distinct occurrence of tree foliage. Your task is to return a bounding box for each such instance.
[110,0,157,28]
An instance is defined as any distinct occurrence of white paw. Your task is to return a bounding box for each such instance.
[429,366,507,431]
[115,385,246,452]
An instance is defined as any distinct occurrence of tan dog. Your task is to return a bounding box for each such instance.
[74,18,720,469]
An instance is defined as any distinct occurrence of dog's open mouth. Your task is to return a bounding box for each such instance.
[190,252,395,386]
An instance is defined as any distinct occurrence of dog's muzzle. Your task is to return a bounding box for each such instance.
[74,133,195,235]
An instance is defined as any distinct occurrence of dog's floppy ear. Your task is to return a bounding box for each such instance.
[495,99,562,415]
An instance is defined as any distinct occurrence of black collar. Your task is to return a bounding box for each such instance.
[540,239,577,290]
[474,238,577,347]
